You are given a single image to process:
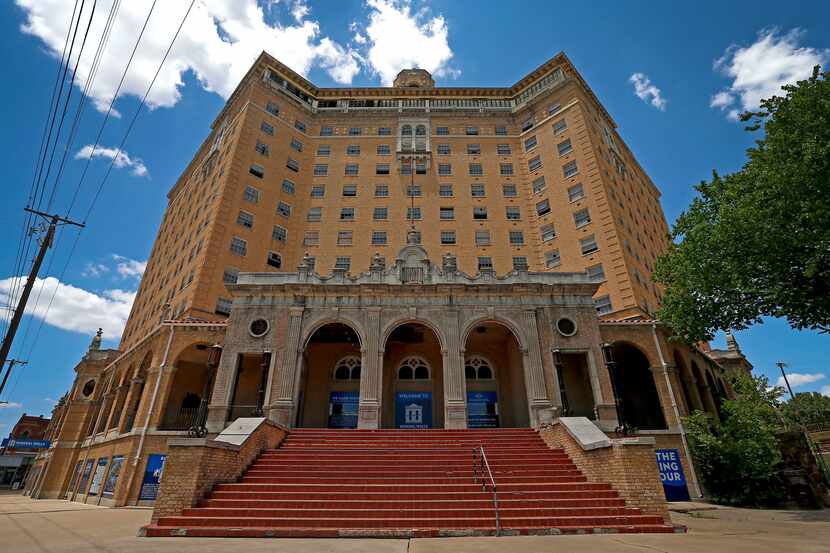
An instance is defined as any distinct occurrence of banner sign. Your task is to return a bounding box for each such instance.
[77,459,95,496]
[395,391,432,429]
[1,438,50,449]
[87,457,109,496]
[66,460,83,498]
[467,391,499,428]
[655,448,690,501]
[328,391,359,428]
[102,456,125,498]
[138,454,167,501]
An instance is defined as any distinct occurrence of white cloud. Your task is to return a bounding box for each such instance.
[0,276,135,336]
[82,262,110,278]
[776,372,825,389]
[360,0,456,85]
[0,402,24,409]
[74,145,148,177]
[15,0,363,111]
[712,28,828,119]
[112,255,147,279]
[629,73,667,111]
[822,385,830,397]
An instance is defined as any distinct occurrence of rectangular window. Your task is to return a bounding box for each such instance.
[558,138,573,156]
[346,144,360,156]
[471,183,485,197]
[401,162,411,176]
[348,127,362,135]
[375,184,389,197]
[509,231,524,245]
[438,163,452,176]
[495,126,507,136]
[496,143,511,155]
[273,226,288,243]
[377,144,391,155]
[337,231,353,245]
[303,231,319,246]
[415,161,426,174]
[371,231,387,245]
[255,141,269,156]
[290,138,303,152]
[595,295,613,315]
[528,156,542,172]
[215,297,232,316]
[586,263,605,282]
[568,183,585,202]
[317,145,331,156]
[469,163,483,176]
[307,207,322,222]
[260,121,274,135]
[512,256,528,271]
[478,256,493,271]
[521,117,534,132]
[249,164,264,178]
[266,101,279,116]
[407,207,422,221]
[502,183,517,197]
[506,206,521,220]
[378,127,392,136]
[410,231,422,244]
[532,176,546,194]
[320,126,333,136]
[536,199,551,216]
[436,126,449,135]
[549,103,561,116]
[496,163,512,177]
[286,158,299,172]
[437,144,450,155]
[439,184,453,197]
[313,164,328,176]
[311,185,325,198]
[230,236,247,256]
[373,207,388,220]
[473,206,488,221]
[277,202,292,217]
[553,118,567,135]
[524,136,538,151]
[294,120,306,132]
[541,223,556,242]
[563,160,579,178]
[376,164,390,175]
[236,210,254,229]
[281,179,295,194]
[440,230,456,245]
[466,126,479,135]
[305,257,316,270]
[335,257,351,271]
[345,164,359,176]
[467,143,481,155]
[574,208,592,228]
[580,234,599,255]
[244,186,260,204]
[407,184,421,197]
[342,184,357,197]
[475,230,491,246]
[340,207,355,221]
[440,207,454,220]
[267,251,282,269]
[545,249,561,268]
[223,267,239,285]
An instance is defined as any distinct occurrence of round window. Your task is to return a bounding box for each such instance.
[81,379,96,397]
[249,318,270,337]
[556,317,577,337]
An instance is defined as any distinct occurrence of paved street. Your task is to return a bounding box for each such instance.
[2,492,829,552]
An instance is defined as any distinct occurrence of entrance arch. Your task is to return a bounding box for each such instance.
[463,322,530,428]
[610,343,667,430]
[382,323,444,428]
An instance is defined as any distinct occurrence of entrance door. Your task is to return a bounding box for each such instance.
[394,357,433,429]
[465,356,499,428]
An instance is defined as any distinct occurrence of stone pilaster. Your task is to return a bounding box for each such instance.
[268,307,304,427]
[358,308,381,429]
[522,308,556,427]
[443,309,466,428]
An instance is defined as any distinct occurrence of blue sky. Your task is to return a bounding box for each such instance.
[1,0,828,431]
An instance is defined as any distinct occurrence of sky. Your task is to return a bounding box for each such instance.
[0,0,828,431]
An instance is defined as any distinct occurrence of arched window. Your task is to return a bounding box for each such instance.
[415,125,426,136]
[401,125,412,135]
[465,356,494,380]
[398,356,430,380]
[333,356,361,381]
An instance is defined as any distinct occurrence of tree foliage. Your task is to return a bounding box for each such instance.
[780,391,830,428]
[654,66,830,343]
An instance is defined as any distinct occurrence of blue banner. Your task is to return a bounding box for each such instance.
[139,454,167,501]
[655,448,690,501]
[102,456,125,498]
[77,459,95,496]
[87,457,109,496]
[2,438,50,449]
[395,391,432,429]
[328,391,359,428]
[467,391,499,428]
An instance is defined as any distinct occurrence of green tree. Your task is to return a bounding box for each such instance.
[780,391,830,428]
[685,373,785,506]
[654,67,830,343]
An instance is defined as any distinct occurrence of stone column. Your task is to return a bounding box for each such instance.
[650,365,680,431]
[522,309,556,427]
[443,309,466,429]
[268,307,304,427]
[358,308,381,429]
[206,350,239,433]
[118,377,145,433]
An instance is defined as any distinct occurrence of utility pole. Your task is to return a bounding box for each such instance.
[0,359,28,398]
[0,208,84,376]
[777,361,795,400]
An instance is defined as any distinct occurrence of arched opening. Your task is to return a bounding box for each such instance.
[382,323,444,428]
[673,350,699,415]
[691,360,715,416]
[706,370,725,419]
[297,322,361,428]
[464,322,530,428]
[160,344,218,430]
[610,343,667,430]
[123,352,152,432]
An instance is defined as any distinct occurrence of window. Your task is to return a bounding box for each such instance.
[348,127,362,136]
[378,127,392,136]
[549,102,561,116]
[528,156,542,172]
[497,143,511,155]
[311,185,325,198]
[513,256,529,271]
[532,176,546,194]
[236,210,254,229]
[401,162,411,176]
[398,357,430,380]
[563,160,579,178]
[340,207,355,221]
[506,206,521,220]
[255,141,269,156]
[553,118,567,135]
[317,145,331,156]
[313,164,328,176]
[215,297,232,316]
[478,256,493,271]
[502,183,517,197]
[574,208,591,228]
[294,120,306,132]
[277,202,292,217]
[495,126,507,136]
[436,126,449,135]
[440,207,454,220]
[469,163,483,176]
[410,231,422,244]
[337,231,353,245]
[545,249,561,268]
[342,184,357,197]
[498,164,514,178]
[586,263,605,282]
[437,144,450,155]
[290,138,303,152]
[415,161,426,174]
[372,231,387,245]
[249,164,264,178]
[320,126,333,136]
[558,139,573,156]
[377,144,391,155]
[471,183,485,197]
[595,295,613,315]
[230,236,247,256]
[266,101,279,116]
[536,199,551,216]
[345,163,359,176]
[465,126,479,135]
[541,223,556,242]
[473,206,488,220]
[580,234,599,255]
[509,231,525,245]
[281,179,295,194]
[521,117,534,132]
[467,143,481,155]
[441,230,456,245]
[475,230,491,245]
[568,183,584,202]
[524,136,538,151]
[439,184,453,197]
[334,256,351,271]
[303,231,319,246]
[260,121,274,135]
[438,163,452,176]
[286,158,299,172]
[407,207,421,220]
[407,185,421,197]
[267,252,282,269]
[346,144,360,156]
[375,184,389,197]
[373,207,388,220]
[244,186,260,204]
[307,207,322,221]
[376,164,390,175]
[222,267,239,285]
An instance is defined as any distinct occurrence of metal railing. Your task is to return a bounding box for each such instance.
[473,445,500,536]
[159,407,200,431]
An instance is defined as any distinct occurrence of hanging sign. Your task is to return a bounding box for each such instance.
[395,391,432,429]
[328,391,359,428]
[655,448,690,501]
[467,391,499,428]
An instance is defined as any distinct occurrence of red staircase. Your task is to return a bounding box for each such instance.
[145,428,677,537]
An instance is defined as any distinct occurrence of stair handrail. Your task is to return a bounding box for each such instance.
[472,445,500,536]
